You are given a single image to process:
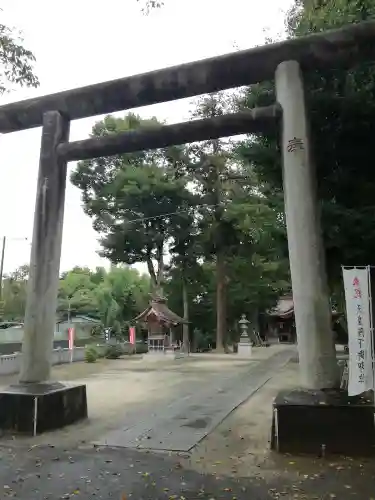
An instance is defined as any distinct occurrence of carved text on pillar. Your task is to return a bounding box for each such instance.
[287,137,304,153]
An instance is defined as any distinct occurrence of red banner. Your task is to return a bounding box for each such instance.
[129,327,136,345]
[68,327,75,350]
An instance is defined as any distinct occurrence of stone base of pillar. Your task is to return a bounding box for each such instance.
[0,382,87,436]
[238,342,252,357]
[164,348,176,358]
[271,388,375,456]
[143,349,187,360]
[144,350,164,355]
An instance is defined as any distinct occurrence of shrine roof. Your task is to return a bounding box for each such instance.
[268,294,340,319]
[269,295,294,319]
[134,298,188,325]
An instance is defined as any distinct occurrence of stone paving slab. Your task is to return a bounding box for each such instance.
[95,349,293,451]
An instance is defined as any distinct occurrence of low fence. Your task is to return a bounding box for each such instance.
[0,339,94,356]
[0,344,108,376]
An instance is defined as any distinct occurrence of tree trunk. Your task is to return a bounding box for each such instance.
[182,278,189,352]
[216,250,226,352]
[191,328,198,353]
[147,255,164,298]
[156,247,164,297]
[146,257,157,297]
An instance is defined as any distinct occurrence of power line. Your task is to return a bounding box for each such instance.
[100,202,217,227]
[123,210,191,224]
[111,199,280,226]
[121,203,217,224]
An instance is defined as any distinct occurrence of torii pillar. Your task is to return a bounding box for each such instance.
[271,62,374,457]
[0,111,87,436]
[275,60,338,390]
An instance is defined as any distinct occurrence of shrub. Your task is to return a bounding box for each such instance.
[104,344,123,360]
[95,344,106,358]
[85,346,98,363]
[134,342,148,354]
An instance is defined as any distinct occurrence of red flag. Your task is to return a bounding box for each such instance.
[129,327,135,345]
[68,327,75,350]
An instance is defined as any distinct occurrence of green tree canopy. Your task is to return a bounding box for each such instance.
[58,267,96,318]
[0,17,38,93]
[1,265,29,321]
[160,92,290,348]
[236,0,375,307]
[71,113,194,296]
[1,264,150,333]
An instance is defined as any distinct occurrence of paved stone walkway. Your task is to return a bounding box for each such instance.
[95,349,293,451]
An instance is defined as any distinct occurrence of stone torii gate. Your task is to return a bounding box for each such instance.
[0,21,374,440]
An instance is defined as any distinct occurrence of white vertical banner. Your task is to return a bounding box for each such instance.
[343,267,373,396]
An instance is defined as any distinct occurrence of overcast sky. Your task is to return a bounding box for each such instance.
[0,0,292,274]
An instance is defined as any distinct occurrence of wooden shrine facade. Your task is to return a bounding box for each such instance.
[134,297,187,353]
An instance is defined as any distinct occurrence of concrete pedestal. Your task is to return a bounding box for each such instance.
[0,382,87,435]
[271,388,375,456]
[238,342,252,357]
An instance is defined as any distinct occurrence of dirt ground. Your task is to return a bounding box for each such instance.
[1,349,375,498]
[181,362,297,478]
[177,361,375,498]
[0,348,282,448]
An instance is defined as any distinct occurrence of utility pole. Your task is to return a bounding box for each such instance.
[68,296,72,324]
[0,236,6,302]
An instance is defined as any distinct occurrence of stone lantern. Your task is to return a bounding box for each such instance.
[238,314,252,356]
